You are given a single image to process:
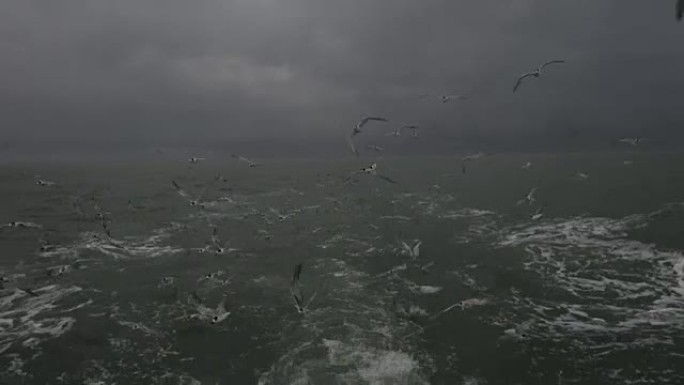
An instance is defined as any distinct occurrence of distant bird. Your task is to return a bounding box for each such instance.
[386,128,403,137]
[189,296,231,324]
[351,117,388,137]
[678,0,683,21]
[522,162,532,170]
[399,239,422,259]
[409,130,420,140]
[366,144,384,152]
[291,263,306,313]
[461,152,485,174]
[171,180,204,208]
[531,207,544,220]
[209,227,237,255]
[231,154,259,167]
[358,162,397,184]
[623,160,634,166]
[618,137,643,146]
[517,188,537,206]
[1,221,42,230]
[441,94,468,103]
[188,157,205,164]
[575,172,589,179]
[513,60,566,92]
[35,176,56,187]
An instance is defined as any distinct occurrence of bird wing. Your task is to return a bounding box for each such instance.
[290,263,304,310]
[678,0,683,21]
[346,135,359,157]
[171,181,192,201]
[412,241,422,256]
[538,60,565,72]
[211,228,222,248]
[358,117,388,128]
[513,72,536,92]
[377,174,398,184]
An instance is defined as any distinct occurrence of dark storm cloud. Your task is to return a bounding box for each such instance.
[1,0,684,154]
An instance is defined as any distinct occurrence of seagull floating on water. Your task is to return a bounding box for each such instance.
[1,221,42,230]
[355,162,398,184]
[513,60,566,93]
[188,157,205,164]
[35,176,56,187]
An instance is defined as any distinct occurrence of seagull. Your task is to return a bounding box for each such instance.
[291,263,306,313]
[409,130,420,140]
[513,60,566,92]
[1,221,42,230]
[461,152,485,174]
[575,172,589,179]
[366,144,384,152]
[441,94,468,103]
[386,128,403,137]
[399,239,422,259]
[351,117,388,137]
[358,162,398,184]
[678,0,683,21]
[188,157,205,164]
[209,227,237,255]
[618,137,643,146]
[171,180,204,208]
[517,188,537,206]
[531,207,544,220]
[188,295,231,324]
[231,154,259,167]
[522,162,532,170]
[34,176,56,187]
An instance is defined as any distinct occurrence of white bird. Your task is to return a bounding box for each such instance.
[1,221,42,230]
[171,180,204,208]
[513,60,565,92]
[531,207,544,220]
[291,263,305,313]
[231,154,259,167]
[366,144,384,152]
[399,239,422,259]
[461,152,485,174]
[575,172,589,179]
[441,94,468,103]
[188,157,205,164]
[187,294,231,324]
[351,116,388,137]
[522,162,532,170]
[35,176,56,187]
[618,137,643,146]
[517,188,537,206]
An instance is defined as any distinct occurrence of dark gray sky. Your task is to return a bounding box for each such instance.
[1,0,684,156]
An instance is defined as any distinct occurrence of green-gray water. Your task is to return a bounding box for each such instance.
[1,152,683,384]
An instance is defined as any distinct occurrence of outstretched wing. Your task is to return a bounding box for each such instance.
[538,60,565,72]
[678,0,683,21]
[171,180,192,201]
[358,116,388,129]
[346,135,359,157]
[377,174,398,184]
[291,263,305,312]
[513,72,536,93]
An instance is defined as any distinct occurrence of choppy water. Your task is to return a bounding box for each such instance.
[1,153,683,384]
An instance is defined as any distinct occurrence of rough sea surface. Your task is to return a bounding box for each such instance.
[1,152,683,384]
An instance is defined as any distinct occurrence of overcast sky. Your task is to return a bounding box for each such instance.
[1,0,683,157]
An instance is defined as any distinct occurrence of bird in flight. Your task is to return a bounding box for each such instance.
[678,0,683,21]
[517,188,537,206]
[513,60,566,92]
[171,180,204,208]
[351,117,388,137]
[231,154,260,167]
[291,263,306,313]
[522,162,532,170]
[618,137,643,146]
[399,239,422,259]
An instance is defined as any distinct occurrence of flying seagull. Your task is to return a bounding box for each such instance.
[513,60,566,93]
[460,152,485,174]
[351,117,388,137]
[291,263,306,313]
[678,0,683,21]
[34,176,56,187]
[531,207,544,220]
[171,180,204,208]
[522,162,532,170]
[231,154,259,167]
[360,162,398,184]
[618,137,643,146]
[399,239,422,259]
[517,187,537,206]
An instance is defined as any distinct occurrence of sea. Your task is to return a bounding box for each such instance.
[1,151,683,384]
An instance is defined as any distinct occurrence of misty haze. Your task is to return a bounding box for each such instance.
[1,1,684,384]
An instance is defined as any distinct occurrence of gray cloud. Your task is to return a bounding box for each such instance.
[1,0,684,156]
